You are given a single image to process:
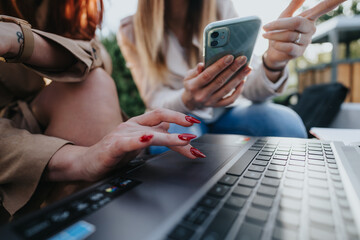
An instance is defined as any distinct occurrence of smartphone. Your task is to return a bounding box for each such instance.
[203,16,261,69]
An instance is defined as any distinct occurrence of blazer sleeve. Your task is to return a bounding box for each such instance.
[23,29,107,82]
[0,119,70,215]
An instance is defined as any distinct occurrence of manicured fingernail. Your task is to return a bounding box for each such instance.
[185,116,201,124]
[224,55,234,65]
[178,133,197,141]
[236,56,247,66]
[190,147,206,158]
[139,134,153,142]
[263,23,270,29]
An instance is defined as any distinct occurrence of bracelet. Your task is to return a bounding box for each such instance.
[262,54,285,72]
[0,15,34,63]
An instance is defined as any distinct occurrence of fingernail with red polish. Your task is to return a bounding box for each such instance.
[139,134,153,142]
[185,116,201,124]
[190,147,206,158]
[178,133,197,141]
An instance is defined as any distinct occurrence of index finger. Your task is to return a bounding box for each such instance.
[300,0,346,21]
[188,55,234,89]
[279,0,305,18]
[128,108,201,127]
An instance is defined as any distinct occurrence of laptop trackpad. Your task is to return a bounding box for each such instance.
[85,143,242,240]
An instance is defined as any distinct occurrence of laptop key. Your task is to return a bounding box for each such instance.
[168,225,194,240]
[233,186,252,197]
[261,177,280,187]
[244,171,262,180]
[227,150,258,176]
[308,179,328,189]
[289,160,305,167]
[282,188,302,199]
[225,196,246,210]
[286,172,304,180]
[273,155,288,161]
[308,155,324,160]
[309,209,334,228]
[284,179,303,189]
[290,155,305,161]
[208,184,230,198]
[287,165,305,173]
[291,151,305,156]
[309,227,336,240]
[252,160,268,166]
[235,222,263,240]
[271,160,286,166]
[185,208,209,225]
[309,197,332,212]
[199,197,219,209]
[200,207,238,240]
[308,171,327,180]
[248,165,265,172]
[272,226,298,240]
[308,187,330,199]
[257,185,277,197]
[246,207,269,224]
[308,160,325,166]
[308,165,326,173]
[276,210,300,228]
[265,170,283,179]
[259,151,273,156]
[280,198,302,211]
[256,155,271,161]
[252,195,273,209]
[238,178,257,188]
[268,164,285,172]
[218,175,238,186]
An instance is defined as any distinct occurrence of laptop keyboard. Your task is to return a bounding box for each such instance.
[167,138,359,240]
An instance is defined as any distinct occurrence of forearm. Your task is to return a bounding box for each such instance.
[27,32,76,69]
[2,22,76,69]
[46,144,89,182]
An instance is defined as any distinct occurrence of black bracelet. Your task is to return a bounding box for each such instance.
[262,54,285,72]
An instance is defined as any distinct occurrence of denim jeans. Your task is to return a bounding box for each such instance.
[150,102,307,154]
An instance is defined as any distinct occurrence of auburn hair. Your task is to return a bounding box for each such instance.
[133,0,217,83]
[0,0,103,40]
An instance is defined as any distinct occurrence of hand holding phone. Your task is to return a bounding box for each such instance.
[203,16,261,69]
[181,17,261,110]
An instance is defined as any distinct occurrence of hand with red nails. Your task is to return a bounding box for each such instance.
[47,108,204,182]
[181,55,251,110]
[262,0,346,74]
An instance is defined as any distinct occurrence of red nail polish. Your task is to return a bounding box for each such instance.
[178,133,197,141]
[190,147,206,158]
[185,116,201,124]
[139,134,153,142]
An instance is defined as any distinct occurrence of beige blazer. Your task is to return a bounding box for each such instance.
[0,28,108,218]
[117,0,289,122]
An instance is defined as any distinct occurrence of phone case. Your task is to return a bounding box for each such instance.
[203,16,261,68]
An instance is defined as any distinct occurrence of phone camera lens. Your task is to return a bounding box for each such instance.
[211,32,219,38]
[211,40,218,47]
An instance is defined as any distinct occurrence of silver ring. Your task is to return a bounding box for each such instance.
[295,33,301,44]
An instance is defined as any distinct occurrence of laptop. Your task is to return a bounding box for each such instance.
[0,134,359,240]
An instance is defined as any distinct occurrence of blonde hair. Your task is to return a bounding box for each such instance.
[133,0,217,83]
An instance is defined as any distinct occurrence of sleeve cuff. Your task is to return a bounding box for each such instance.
[0,119,71,215]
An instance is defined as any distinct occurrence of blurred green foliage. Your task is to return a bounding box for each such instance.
[101,34,145,117]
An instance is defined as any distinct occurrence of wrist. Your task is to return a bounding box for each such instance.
[262,52,287,83]
[46,144,88,182]
[263,52,287,71]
